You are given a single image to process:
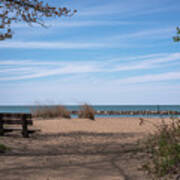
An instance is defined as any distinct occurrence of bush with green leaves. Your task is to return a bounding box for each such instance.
[139,117,180,178]
[0,144,8,153]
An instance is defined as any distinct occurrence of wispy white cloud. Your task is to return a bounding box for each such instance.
[112,63,151,71]
[100,52,180,70]
[0,67,36,73]
[106,27,175,41]
[1,52,180,81]
[50,20,134,27]
[0,63,100,81]
[124,28,174,39]
[142,53,180,64]
[0,41,112,49]
[79,1,142,16]
[12,20,134,28]
[79,0,179,17]
[0,60,65,66]
[113,53,180,72]
[119,53,169,61]
[113,71,180,84]
[0,26,173,50]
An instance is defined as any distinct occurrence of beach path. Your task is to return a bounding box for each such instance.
[0,117,171,180]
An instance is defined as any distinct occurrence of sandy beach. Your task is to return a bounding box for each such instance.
[0,117,174,180]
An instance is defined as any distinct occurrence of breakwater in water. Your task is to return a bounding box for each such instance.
[0,105,180,117]
[71,110,180,116]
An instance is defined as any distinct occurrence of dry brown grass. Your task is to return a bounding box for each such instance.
[32,105,71,119]
[78,104,95,120]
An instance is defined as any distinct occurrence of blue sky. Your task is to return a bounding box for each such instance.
[0,0,180,105]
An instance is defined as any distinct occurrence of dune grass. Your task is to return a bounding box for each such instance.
[78,104,95,120]
[139,117,180,178]
[32,105,71,119]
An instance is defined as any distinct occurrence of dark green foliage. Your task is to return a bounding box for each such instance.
[0,144,8,153]
[173,27,180,42]
[139,118,180,178]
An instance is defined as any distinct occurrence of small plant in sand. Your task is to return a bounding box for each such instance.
[0,144,8,153]
[78,104,95,120]
[139,117,180,178]
[32,105,71,119]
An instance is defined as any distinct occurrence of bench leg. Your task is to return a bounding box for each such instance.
[22,115,29,138]
[0,122,4,136]
[0,115,4,136]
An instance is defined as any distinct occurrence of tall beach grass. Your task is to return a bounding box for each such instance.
[78,104,95,120]
[32,105,71,119]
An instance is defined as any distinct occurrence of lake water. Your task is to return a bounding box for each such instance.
[0,105,180,118]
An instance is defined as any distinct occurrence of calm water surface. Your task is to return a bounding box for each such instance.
[0,105,180,118]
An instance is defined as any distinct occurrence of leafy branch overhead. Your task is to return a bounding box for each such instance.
[173,27,180,42]
[0,0,77,40]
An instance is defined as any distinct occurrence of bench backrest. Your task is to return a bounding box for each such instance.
[0,113,33,125]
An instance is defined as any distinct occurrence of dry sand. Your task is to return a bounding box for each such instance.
[0,117,175,180]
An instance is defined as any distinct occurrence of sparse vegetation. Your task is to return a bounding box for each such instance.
[32,105,71,119]
[0,143,8,153]
[78,104,95,120]
[139,117,180,178]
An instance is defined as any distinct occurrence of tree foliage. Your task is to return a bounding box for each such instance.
[0,0,76,40]
[173,27,180,42]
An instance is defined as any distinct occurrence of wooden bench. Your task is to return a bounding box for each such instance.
[0,113,33,138]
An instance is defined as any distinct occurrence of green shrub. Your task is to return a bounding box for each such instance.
[0,144,8,153]
[78,104,95,120]
[139,118,180,178]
